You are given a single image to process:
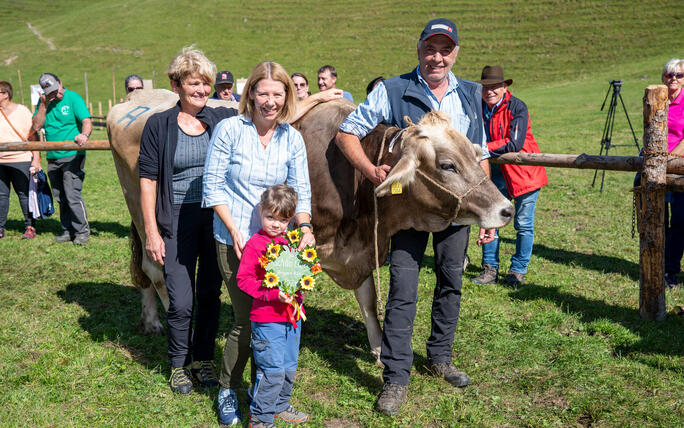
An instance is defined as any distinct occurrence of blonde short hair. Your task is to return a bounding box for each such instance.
[239,61,297,123]
[663,58,684,76]
[167,46,216,85]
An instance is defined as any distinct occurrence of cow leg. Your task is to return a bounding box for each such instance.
[139,253,168,336]
[354,276,383,367]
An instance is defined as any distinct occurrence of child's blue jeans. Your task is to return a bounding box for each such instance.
[249,320,301,423]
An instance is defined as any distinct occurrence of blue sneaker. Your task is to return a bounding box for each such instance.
[217,387,241,426]
[665,273,679,289]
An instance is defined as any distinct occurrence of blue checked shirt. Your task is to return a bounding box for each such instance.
[202,115,312,245]
[340,67,489,159]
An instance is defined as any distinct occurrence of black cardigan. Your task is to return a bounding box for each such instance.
[138,102,237,238]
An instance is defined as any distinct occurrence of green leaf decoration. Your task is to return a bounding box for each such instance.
[266,246,310,295]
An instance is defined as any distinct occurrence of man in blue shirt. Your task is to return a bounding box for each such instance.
[317,65,354,103]
[336,17,494,416]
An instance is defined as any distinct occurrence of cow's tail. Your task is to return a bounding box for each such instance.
[130,221,152,289]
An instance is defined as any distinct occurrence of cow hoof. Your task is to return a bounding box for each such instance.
[140,320,165,336]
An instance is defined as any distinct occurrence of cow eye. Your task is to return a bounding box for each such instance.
[440,162,458,173]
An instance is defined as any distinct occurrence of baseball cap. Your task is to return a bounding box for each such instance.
[39,73,60,95]
[419,18,458,45]
[215,71,234,86]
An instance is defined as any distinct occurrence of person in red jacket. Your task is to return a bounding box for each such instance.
[472,65,547,286]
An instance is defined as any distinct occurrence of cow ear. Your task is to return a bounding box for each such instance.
[375,147,417,197]
[473,144,482,160]
[404,116,414,127]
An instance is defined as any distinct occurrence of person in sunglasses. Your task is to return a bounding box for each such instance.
[124,74,144,94]
[291,73,310,101]
[662,58,684,288]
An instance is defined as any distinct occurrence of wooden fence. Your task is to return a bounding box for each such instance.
[0,85,679,320]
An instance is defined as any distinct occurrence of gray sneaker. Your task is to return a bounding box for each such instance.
[471,263,498,284]
[504,271,525,286]
[375,382,408,416]
[275,404,309,423]
[73,233,90,245]
[426,361,471,387]
[55,231,74,243]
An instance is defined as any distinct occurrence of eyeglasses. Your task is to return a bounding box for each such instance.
[665,72,684,79]
[127,86,143,92]
[294,83,307,88]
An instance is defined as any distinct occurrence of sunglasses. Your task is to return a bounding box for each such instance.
[127,86,143,92]
[665,72,684,79]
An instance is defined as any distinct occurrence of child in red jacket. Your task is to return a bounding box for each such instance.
[236,185,309,427]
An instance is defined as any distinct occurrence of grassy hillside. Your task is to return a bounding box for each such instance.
[0,1,683,427]
[1,0,682,105]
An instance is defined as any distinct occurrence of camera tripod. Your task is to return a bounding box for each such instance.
[591,80,640,192]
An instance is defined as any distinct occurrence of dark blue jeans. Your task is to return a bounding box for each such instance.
[250,320,301,423]
[380,225,469,386]
[665,192,684,274]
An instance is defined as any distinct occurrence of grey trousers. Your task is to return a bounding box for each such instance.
[216,240,256,389]
[47,154,89,235]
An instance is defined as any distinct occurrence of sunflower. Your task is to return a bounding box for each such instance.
[302,247,318,263]
[266,243,281,259]
[311,262,322,275]
[300,276,315,291]
[286,229,300,245]
[258,255,270,268]
[263,272,280,288]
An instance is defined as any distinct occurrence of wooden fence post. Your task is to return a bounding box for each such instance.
[638,85,668,321]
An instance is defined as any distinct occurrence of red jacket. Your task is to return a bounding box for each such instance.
[485,90,547,198]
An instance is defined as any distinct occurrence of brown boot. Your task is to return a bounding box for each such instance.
[471,263,498,284]
[375,383,408,416]
[504,271,525,286]
[426,361,471,387]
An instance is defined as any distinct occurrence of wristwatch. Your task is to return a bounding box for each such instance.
[299,222,314,233]
[81,133,90,138]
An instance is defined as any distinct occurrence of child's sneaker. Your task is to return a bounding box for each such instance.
[217,387,242,426]
[275,405,309,423]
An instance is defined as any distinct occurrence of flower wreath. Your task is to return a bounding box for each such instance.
[258,228,322,328]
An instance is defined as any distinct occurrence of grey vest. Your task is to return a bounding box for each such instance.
[383,68,483,145]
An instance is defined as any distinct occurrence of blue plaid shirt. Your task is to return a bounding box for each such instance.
[202,115,312,245]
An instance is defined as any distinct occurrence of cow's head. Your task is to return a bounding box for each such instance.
[375,111,513,230]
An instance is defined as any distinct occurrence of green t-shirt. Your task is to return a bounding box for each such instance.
[35,88,91,159]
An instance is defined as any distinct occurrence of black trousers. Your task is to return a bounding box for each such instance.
[0,161,34,229]
[47,154,89,235]
[163,203,223,367]
[380,225,469,385]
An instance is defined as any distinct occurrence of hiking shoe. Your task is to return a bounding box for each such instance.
[426,361,471,387]
[22,226,36,240]
[169,366,193,395]
[472,263,498,284]
[248,417,275,428]
[191,360,219,388]
[375,382,408,416]
[665,273,679,289]
[275,404,309,423]
[217,387,242,426]
[504,271,525,286]
[73,233,90,245]
[55,231,73,243]
[0,228,4,239]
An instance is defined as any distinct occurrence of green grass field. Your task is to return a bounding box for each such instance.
[1,1,683,427]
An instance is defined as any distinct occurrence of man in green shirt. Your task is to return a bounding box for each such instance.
[32,73,92,244]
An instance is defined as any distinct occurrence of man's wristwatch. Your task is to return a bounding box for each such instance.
[299,222,314,233]
[81,133,90,138]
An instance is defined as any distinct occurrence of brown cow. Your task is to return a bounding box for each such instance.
[291,99,513,360]
[108,91,513,362]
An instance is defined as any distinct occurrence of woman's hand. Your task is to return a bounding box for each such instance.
[145,230,166,266]
[298,228,316,250]
[230,229,245,260]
